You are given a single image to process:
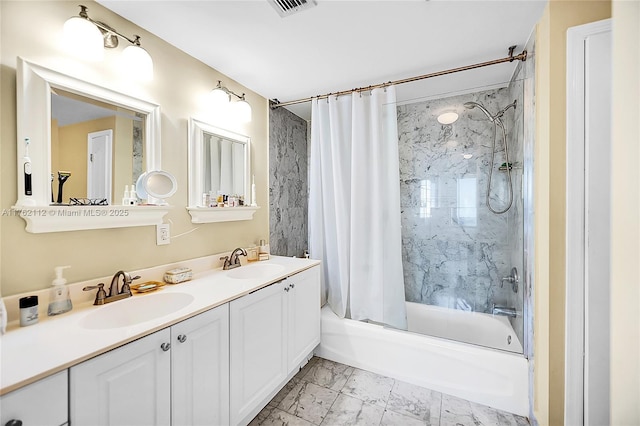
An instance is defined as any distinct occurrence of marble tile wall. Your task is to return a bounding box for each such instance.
[397,87,524,326]
[269,106,309,257]
[132,113,144,183]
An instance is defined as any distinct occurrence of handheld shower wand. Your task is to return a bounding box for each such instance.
[56,171,71,204]
[464,100,517,214]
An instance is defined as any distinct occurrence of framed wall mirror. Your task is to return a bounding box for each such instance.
[15,57,169,233]
[50,89,146,205]
[187,118,258,223]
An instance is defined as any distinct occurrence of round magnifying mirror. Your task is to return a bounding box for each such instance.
[139,171,177,205]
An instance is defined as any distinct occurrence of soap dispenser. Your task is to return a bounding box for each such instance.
[48,265,72,316]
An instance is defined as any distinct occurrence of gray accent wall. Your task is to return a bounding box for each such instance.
[269,106,309,257]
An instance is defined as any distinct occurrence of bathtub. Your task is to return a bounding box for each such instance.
[316,302,529,416]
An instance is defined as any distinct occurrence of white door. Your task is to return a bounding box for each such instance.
[70,329,171,426]
[287,266,321,371]
[172,304,230,426]
[566,18,612,426]
[87,129,113,203]
[230,281,288,426]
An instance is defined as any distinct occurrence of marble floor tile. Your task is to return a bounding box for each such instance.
[302,358,355,391]
[320,393,385,426]
[440,394,530,426]
[271,377,302,407]
[380,409,428,426]
[294,356,319,381]
[387,380,442,423]
[341,369,394,408]
[249,404,276,426]
[260,408,316,426]
[278,381,339,424]
[471,401,530,426]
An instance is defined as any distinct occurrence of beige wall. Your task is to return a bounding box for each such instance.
[0,1,269,295]
[55,116,116,202]
[611,1,640,424]
[534,1,611,425]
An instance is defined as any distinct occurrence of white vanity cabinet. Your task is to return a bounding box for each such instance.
[70,328,172,425]
[70,304,230,426]
[230,266,321,426]
[0,370,68,426]
[171,304,230,425]
[287,266,321,371]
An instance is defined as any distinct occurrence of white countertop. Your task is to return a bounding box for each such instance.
[0,256,320,395]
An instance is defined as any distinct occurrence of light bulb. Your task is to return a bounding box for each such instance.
[63,16,104,61]
[234,98,252,123]
[121,45,154,82]
[437,112,459,125]
[210,87,230,107]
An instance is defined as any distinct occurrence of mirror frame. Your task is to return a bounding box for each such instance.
[14,57,169,233]
[187,118,258,223]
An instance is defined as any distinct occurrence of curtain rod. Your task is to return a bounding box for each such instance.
[270,46,527,109]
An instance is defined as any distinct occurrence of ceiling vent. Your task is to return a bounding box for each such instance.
[267,0,318,17]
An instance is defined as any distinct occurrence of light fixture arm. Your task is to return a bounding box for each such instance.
[214,80,245,101]
[75,4,143,48]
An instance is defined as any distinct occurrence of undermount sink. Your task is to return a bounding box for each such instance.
[226,263,285,280]
[80,292,194,330]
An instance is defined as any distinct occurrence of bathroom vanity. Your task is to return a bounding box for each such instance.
[0,256,320,426]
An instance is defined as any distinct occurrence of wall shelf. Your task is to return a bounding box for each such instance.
[187,206,259,223]
[12,204,171,233]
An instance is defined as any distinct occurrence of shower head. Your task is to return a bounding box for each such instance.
[464,101,495,122]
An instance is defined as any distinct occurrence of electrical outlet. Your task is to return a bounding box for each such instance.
[156,224,170,245]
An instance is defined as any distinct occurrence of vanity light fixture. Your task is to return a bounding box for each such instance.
[437,111,459,125]
[63,5,154,81]
[210,81,252,123]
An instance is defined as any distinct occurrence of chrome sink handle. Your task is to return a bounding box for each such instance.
[220,256,232,270]
[83,283,107,305]
[120,274,141,296]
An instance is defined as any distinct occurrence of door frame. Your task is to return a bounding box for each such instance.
[565,18,612,426]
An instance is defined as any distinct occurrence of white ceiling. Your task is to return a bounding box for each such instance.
[97,0,546,120]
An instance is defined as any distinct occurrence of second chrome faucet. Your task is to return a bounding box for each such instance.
[220,248,247,270]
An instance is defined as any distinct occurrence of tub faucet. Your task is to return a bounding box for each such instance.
[492,304,517,318]
[220,248,247,270]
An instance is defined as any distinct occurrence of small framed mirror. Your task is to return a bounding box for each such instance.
[14,57,169,233]
[187,118,258,223]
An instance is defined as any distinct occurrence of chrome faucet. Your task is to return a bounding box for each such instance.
[492,304,517,318]
[83,270,140,305]
[220,248,248,270]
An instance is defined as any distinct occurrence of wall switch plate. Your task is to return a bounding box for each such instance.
[156,223,170,245]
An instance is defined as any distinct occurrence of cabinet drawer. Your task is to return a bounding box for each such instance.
[0,370,68,426]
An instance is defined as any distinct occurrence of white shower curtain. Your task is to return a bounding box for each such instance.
[309,86,407,330]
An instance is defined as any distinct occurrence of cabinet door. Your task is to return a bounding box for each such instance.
[0,370,68,426]
[172,304,230,426]
[70,329,171,426]
[287,266,321,370]
[230,281,287,426]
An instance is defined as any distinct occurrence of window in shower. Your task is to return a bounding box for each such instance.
[419,178,435,219]
[454,176,477,227]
